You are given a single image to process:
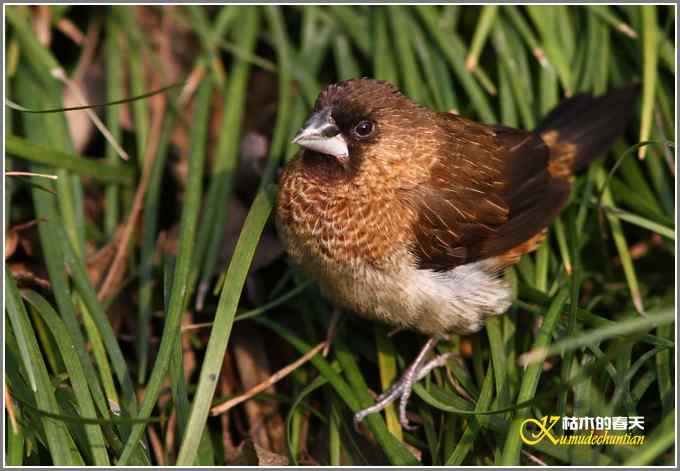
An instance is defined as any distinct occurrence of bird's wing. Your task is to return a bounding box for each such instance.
[410,113,570,272]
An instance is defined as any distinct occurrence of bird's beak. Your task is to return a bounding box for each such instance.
[292,107,349,159]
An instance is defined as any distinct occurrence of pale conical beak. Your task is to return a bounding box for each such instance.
[292,107,349,159]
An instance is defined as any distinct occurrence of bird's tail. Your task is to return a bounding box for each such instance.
[535,85,640,178]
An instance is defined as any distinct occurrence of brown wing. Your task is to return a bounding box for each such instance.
[411,113,570,272]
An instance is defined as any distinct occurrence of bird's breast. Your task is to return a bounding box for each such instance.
[275,166,415,271]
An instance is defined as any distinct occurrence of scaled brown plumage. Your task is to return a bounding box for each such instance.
[277,78,637,294]
[276,78,638,427]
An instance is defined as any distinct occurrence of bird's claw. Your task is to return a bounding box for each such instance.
[353,339,454,431]
[353,380,407,430]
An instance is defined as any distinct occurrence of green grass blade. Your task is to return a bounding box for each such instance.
[104,14,124,235]
[623,410,675,466]
[588,5,638,38]
[117,78,213,464]
[502,6,546,65]
[58,227,139,411]
[6,7,61,78]
[408,13,454,111]
[371,7,398,84]
[594,164,645,314]
[6,135,134,185]
[177,5,293,464]
[113,7,150,168]
[15,64,118,430]
[6,273,81,465]
[500,289,569,465]
[136,106,178,383]
[21,290,111,465]
[389,6,428,104]
[638,5,658,159]
[655,324,673,414]
[492,19,535,129]
[485,317,507,407]
[194,6,259,311]
[285,375,328,464]
[520,307,674,366]
[6,405,25,465]
[334,333,421,465]
[526,6,573,95]
[6,283,39,392]
[465,6,499,72]
[328,396,342,465]
[257,317,419,465]
[599,203,675,240]
[333,33,361,80]
[445,366,494,465]
[373,324,402,440]
[416,5,496,122]
[176,189,274,465]
[327,6,371,55]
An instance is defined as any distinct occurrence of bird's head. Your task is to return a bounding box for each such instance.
[292,78,426,177]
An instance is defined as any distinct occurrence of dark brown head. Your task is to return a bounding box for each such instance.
[292,78,430,179]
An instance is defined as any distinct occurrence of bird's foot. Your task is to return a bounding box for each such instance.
[353,336,452,430]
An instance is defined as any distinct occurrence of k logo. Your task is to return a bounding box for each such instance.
[520,415,561,445]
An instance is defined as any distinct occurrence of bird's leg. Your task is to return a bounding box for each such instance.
[387,326,404,337]
[323,308,342,357]
[354,335,451,430]
[398,346,455,429]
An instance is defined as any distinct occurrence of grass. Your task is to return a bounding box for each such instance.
[4,5,676,466]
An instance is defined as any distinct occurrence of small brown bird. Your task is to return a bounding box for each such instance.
[276,78,637,428]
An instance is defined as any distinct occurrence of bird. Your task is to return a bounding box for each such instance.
[275,77,638,429]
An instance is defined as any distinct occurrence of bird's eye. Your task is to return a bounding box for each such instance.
[353,120,375,138]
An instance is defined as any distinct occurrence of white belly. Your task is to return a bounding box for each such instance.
[314,256,512,336]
